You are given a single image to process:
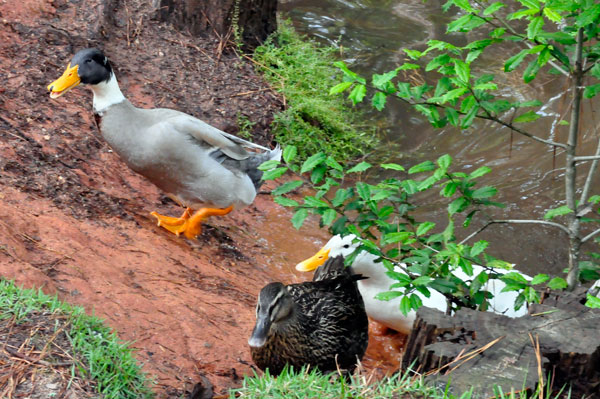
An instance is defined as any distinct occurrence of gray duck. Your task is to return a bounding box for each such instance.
[47,48,281,239]
[248,256,368,375]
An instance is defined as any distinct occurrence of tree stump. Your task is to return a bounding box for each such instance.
[401,288,600,398]
[157,0,277,49]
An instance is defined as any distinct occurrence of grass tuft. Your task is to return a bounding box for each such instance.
[0,279,154,399]
[253,20,378,164]
[232,364,448,399]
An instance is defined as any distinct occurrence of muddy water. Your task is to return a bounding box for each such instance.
[279,0,600,277]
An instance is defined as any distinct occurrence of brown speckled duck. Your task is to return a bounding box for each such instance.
[47,48,281,239]
[248,256,368,375]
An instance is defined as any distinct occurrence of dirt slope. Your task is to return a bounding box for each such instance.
[0,0,401,397]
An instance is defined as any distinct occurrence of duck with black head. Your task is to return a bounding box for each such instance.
[48,48,281,239]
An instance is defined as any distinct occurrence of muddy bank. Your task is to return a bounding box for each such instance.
[0,0,401,396]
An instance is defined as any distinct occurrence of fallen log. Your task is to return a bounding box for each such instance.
[401,287,600,398]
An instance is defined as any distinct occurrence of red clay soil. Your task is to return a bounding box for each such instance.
[0,0,403,397]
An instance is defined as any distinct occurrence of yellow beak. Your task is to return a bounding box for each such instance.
[295,247,331,272]
[47,64,80,99]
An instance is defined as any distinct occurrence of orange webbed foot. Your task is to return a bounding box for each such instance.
[150,206,233,239]
[184,205,233,239]
[150,208,192,236]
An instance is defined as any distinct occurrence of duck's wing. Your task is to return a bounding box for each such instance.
[165,114,253,160]
[168,112,273,159]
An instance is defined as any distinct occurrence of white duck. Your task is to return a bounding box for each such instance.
[296,234,531,334]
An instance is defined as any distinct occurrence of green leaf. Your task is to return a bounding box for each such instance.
[504,49,529,72]
[517,0,540,11]
[274,196,299,207]
[576,4,600,27]
[513,110,541,123]
[332,188,353,207]
[426,54,452,72]
[348,84,367,105]
[589,195,600,204]
[262,167,287,180]
[447,14,472,33]
[469,166,492,179]
[460,95,476,113]
[417,221,436,236]
[508,8,539,20]
[258,159,280,171]
[321,209,337,226]
[400,296,412,316]
[412,276,433,287]
[446,108,459,126]
[381,232,413,245]
[544,205,573,220]
[518,100,543,107]
[460,104,479,129]
[483,2,505,15]
[473,82,498,91]
[441,181,458,197]
[542,7,562,22]
[304,196,329,208]
[547,277,568,290]
[470,240,489,257]
[452,0,475,12]
[527,16,544,39]
[437,154,452,170]
[404,49,423,60]
[487,259,513,270]
[524,286,540,304]
[500,271,530,285]
[472,186,497,199]
[402,179,419,195]
[329,81,354,95]
[272,180,303,196]
[584,84,600,99]
[373,69,400,88]
[399,63,420,71]
[490,27,506,38]
[291,208,308,229]
[325,156,343,171]
[454,60,470,83]
[381,163,405,171]
[531,274,550,285]
[537,31,574,45]
[355,182,371,200]
[408,161,436,174]
[282,145,297,163]
[523,59,542,83]
[347,161,372,173]
[585,294,600,309]
[375,291,403,301]
[310,165,326,184]
[441,88,468,103]
[300,153,326,174]
[448,197,468,215]
[592,64,600,80]
[372,92,387,111]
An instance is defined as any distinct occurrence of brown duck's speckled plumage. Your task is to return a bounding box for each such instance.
[249,256,368,375]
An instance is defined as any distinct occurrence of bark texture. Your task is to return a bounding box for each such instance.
[402,288,600,398]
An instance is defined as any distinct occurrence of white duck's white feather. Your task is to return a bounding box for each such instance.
[302,234,531,334]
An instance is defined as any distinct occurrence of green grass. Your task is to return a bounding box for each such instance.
[0,279,154,399]
[253,21,378,164]
[232,365,445,399]
[231,364,574,399]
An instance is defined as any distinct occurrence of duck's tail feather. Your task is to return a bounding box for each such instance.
[269,144,282,162]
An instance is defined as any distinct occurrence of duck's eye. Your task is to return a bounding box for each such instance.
[343,244,350,248]
[85,59,93,64]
